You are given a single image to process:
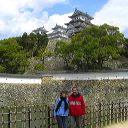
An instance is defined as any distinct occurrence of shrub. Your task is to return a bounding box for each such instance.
[34,63,44,71]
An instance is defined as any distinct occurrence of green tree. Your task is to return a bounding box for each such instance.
[71,24,125,70]
[124,38,128,57]
[17,32,48,57]
[0,65,5,73]
[37,48,53,64]
[34,63,44,71]
[55,24,125,71]
[55,40,73,68]
[0,38,29,74]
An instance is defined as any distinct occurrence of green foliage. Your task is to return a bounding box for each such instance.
[16,32,48,57]
[0,31,48,74]
[0,38,29,74]
[55,24,125,71]
[0,65,6,73]
[34,63,44,71]
[37,48,54,64]
[123,38,128,57]
[55,40,73,68]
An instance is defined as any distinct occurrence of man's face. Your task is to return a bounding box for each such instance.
[72,88,78,95]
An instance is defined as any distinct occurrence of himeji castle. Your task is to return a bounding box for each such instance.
[65,8,94,38]
[32,26,48,35]
[48,24,68,41]
[32,9,94,40]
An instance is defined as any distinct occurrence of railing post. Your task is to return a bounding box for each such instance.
[98,102,101,127]
[48,106,51,128]
[125,105,127,120]
[111,101,114,124]
[8,109,11,128]
[28,107,31,128]
[122,101,125,121]
[95,103,99,128]
[107,101,110,125]
[118,101,121,122]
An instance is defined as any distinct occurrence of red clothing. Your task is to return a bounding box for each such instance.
[68,94,86,116]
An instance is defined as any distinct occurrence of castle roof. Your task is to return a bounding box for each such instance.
[52,24,66,31]
[69,8,93,20]
[33,26,48,33]
[65,18,93,27]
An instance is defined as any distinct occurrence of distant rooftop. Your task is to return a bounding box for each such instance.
[52,24,66,31]
[32,26,48,34]
[69,8,93,20]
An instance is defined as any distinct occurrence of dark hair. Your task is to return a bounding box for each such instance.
[72,87,78,91]
[60,91,67,95]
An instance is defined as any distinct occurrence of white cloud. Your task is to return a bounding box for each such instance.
[0,20,5,32]
[92,0,128,37]
[0,0,69,39]
[44,13,72,33]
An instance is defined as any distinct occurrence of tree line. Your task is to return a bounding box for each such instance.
[0,24,128,74]
[55,24,128,71]
[0,32,48,74]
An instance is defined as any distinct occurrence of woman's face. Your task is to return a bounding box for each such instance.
[61,92,66,97]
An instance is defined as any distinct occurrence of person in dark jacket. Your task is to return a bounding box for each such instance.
[54,91,69,128]
[68,87,86,128]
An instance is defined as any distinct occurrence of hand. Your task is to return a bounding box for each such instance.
[82,115,85,118]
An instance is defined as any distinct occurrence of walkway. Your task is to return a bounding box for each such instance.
[104,121,128,128]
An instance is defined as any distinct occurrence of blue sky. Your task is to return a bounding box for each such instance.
[0,0,128,39]
[46,0,108,15]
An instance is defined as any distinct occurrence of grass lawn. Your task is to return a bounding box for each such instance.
[103,121,128,128]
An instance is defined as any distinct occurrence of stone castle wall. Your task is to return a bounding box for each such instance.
[0,72,128,106]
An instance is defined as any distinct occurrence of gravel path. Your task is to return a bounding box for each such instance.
[104,121,128,128]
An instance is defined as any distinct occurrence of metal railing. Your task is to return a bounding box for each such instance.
[0,100,128,128]
[83,100,128,128]
[0,105,48,128]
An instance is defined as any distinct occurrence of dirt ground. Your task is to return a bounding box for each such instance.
[104,121,128,128]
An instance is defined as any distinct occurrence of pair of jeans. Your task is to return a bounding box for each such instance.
[56,116,68,128]
[70,116,82,128]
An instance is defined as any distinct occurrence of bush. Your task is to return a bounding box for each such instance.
[118,63,128,68]
[34,63,44,71]
[0,65,6,73]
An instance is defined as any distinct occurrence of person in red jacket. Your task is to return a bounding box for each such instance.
[68,87,86,128]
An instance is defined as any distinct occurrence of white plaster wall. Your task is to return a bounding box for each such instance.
[52,72,128,80]
[0,72,128,84]
[0,77,42,84]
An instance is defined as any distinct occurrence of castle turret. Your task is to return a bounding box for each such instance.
[32,26,48,35]
[48,24,68,41]
[65,8,94,37]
